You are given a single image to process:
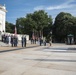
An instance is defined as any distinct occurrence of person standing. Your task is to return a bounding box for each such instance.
[43,37,46,46]
[40,37,42,46]
[24,36,26,47]
[21,36,26,47]
[11,35,14,47]
[6,35,9,44]
[31,38,33,44]
[15,36,18,47]
[8,35,11,46]
[21,36,24,47]
[14,36,18,47]
[49,38,52,46]
[35,38,36,44]
[13,36,16,47]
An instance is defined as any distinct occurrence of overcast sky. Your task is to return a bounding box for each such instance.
[0,0,76,24]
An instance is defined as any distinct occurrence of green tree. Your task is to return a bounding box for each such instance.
[16,18,25,34]
[16,10,53,39]
[6,21,15,33]
[53,12,76,42]
[32,10,52,38]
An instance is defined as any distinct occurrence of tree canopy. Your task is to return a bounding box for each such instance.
[16,10,52,38]
[6,21,15,33]
[53,12,76,42]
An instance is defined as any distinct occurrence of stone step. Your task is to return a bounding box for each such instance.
[0,41,9,47]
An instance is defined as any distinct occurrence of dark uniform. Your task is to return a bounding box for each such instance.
[14,36,18,47]
[11,36,14,47]
[21,36,24,47]
[24,37,26,47]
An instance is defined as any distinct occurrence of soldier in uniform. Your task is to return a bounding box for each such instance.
[24,36,26,47]
[11,35,14,47]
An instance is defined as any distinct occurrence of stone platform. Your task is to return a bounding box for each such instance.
[0,43,76,75]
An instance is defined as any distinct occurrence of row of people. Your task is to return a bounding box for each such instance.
[40,38,52,46]
[31,37,52,46]
[2,34,10,44]
[1,34,18,47]
[1,34,26,47]
[1,34,52,47]
[11,35,18,47]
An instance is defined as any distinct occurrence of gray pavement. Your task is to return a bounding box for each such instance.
[0,43,76,75]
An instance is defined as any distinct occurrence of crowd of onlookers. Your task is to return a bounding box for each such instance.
[1,34,18,47]
[30,37,52,46]
[1,34,52,47]
[1,34,26,47]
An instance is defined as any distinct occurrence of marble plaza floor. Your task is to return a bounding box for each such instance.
[0,43,76,75]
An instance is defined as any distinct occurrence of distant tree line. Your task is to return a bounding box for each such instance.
[6,10,76,42]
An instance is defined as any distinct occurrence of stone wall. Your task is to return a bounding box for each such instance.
[0,32,29,41]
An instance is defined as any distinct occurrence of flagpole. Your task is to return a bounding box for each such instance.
[14,25,17,36]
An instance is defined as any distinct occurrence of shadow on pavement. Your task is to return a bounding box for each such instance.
[45,47,76,50]
[24,58,76,62]
[0,45,40,53]
[40,47,76,53]
[34,59,76,62]
[68,48,76,50]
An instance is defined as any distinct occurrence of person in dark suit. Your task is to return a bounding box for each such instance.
[21,36,24,47]
[24,36,26,47]
[11,35,14,47]
[40,37,42,46]
[15,36,18,47]
[14,36,18,47]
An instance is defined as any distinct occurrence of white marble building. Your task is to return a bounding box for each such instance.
[0,4,7,32]
[0,4,29,41]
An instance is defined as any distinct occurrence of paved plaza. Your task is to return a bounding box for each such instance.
[0,43,76,75]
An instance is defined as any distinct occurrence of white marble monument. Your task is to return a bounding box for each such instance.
[0,4,7,32]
